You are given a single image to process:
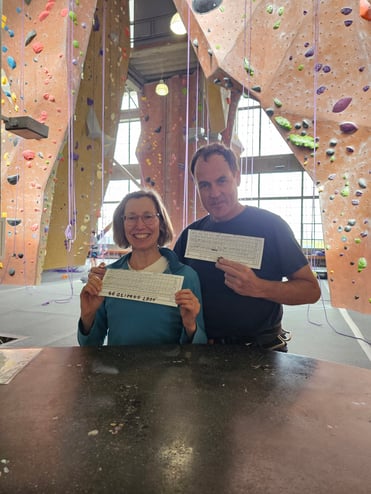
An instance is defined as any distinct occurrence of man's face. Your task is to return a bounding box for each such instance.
[194,153,242,222]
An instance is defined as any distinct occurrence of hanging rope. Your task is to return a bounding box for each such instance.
[182,4,192,229]
[99,1,107,238]
[309,0,321,269]
[65,0,77,253]
[241,0,255,199]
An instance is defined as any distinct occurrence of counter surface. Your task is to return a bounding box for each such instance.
[1,345,371,493]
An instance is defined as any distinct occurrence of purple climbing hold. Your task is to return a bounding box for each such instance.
[332,97,352,113]
[339,121,358,134]
[340,7,352,15]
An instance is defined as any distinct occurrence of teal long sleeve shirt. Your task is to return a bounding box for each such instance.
[78,248,207,346]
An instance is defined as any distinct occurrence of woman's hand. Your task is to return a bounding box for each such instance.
[80,264,107,333]
[175,288,200,339]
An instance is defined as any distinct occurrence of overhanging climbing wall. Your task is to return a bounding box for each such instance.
[174,0,371,314]
[1,0,129,285]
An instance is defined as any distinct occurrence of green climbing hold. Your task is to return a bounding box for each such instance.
[273,98,282,108]
[289,134,318,149]
[340,186,350,197]
[275,116,292,130]
[243,58,254,76]
[358,257,367,272]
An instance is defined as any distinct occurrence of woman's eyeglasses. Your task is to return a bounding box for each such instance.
[123,213,160,226]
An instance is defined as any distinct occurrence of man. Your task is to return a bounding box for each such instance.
[174,142,321,351]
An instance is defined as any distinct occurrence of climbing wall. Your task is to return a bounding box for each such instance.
[174,0,371,314]
[1,0,129,284]
[136,72,205,240]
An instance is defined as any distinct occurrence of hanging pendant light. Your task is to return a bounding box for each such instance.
[170,12,187,35]
[155,79,169,96]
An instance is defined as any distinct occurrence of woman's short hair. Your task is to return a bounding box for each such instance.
[190,142,239,176]
[112,189,174,248]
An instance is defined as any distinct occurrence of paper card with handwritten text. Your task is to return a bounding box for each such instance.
[185,229,264,269]
[100,269,184,307]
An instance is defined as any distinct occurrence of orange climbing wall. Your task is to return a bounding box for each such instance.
[174,0,371,314]
[136,72,205,241]
[1,0,129,284]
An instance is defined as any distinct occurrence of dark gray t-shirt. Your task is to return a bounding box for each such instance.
[174,207,308,339]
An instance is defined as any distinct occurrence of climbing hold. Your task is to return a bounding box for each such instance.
[7,218,22,226]
[7,174,19,185]
[339,121,358,134]
[243,58,254,76]
[38,11,50,21]
[340,186,350,197]
[289,134,318,149]
[25,30,37,46]
[192,0,223,14]
[273,98,282,108]
[360,0,371,20]
[7,56,16,69]
[9,268,16,277]
[304,47,314,58]
[358,257,367,272]
[22,150,35,160]
[274,116,292,130]
[32,42,44,54]
[332,97,352,113]
[358,178,367,188]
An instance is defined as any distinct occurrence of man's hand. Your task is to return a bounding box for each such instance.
[215,257,321,305]
[216,257,262,297]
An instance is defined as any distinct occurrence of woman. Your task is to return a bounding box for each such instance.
[78,189,207,345]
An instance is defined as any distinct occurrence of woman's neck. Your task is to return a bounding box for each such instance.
[129,247,162,270]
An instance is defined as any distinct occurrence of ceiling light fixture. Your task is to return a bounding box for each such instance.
[155,79,169,96]
[170,12,187,35]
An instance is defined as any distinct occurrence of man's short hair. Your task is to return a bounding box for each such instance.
[190,142,239,176]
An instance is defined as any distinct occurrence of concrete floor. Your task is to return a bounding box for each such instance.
[1,264,371,370]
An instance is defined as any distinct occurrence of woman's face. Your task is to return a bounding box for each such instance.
[123,197,160,251]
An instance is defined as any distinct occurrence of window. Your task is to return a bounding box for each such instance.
[97,89,140,246]
[236,96,323,248]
